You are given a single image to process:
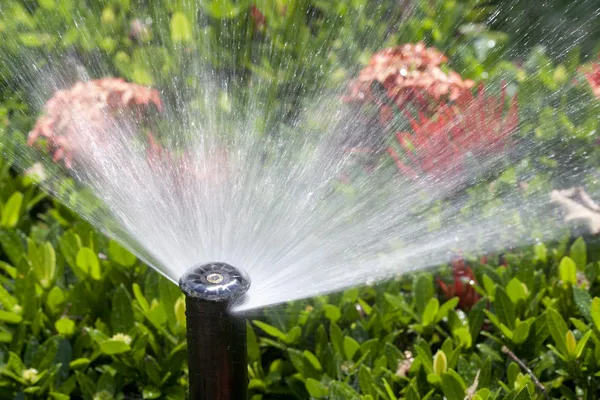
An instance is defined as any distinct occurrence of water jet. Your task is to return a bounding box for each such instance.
[179,262,250,400]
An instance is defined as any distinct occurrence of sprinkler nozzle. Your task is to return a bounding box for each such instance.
[179,262,250,303]
[179,262,250,400]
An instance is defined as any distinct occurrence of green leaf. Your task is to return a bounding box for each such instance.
[0,282,17,310]
[382,378,397,400]
[55,317,75,336]
[422,298,439,326]
[0,310,22,323]
[305,378,327,397]
[592,298,600,331]
[437,297,459,321]
[100,339,131,355]
[330,322,344,357]
[59,231,81,272]
[108,240,136,267]
[343,336,360,360]
[76,247,101,280]
[575,330,592,358]
[46,286,65,315]
[441,370,466,400]
[433,350,447,376]
[69,358,91,369]
[512,320,532,344]
[246,322,260,362]
[253,321,287,341]
[76,372,96,399]
[565,330,577,358]
[534,242,547,264]
[570,237,587,270]
[323,304,342,322]
[35,242,56,288]
[514,387,532,400]
[49,393,69,400]
[573,287,592,322]
[143,387,161,399]
[506,278,527,304]
[111,285,134,334]
[494,287,516,330]
[559,257,577,285]
[482,274,496,300]
[284,326,301,344]
[170,12,193,42]
[132,283,150,312]
[546,308,569,357]
[303,350,323,371]
[414,274,434,316]
[0,229,24,265]
[1,192,22,228]
[468,298,487,341]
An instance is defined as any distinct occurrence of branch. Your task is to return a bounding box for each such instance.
[501,345,548,398]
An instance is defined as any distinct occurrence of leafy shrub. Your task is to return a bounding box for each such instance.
[1,0,600,399]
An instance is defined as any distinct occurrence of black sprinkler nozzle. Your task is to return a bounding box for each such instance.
[179,262,250,400]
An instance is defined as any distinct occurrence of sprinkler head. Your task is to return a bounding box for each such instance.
[179,262,250,303]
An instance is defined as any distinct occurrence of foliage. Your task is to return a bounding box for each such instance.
[0,159,600,398]
[1,0,600,399]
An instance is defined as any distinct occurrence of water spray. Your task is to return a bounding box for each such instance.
[179,262,250,400]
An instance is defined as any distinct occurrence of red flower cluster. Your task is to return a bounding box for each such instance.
[343,43,475,115]
[250,5,267,31]
[28,78,162,168]
[437,255,480,310]
[583,57,600,98]
[387,85,518,180]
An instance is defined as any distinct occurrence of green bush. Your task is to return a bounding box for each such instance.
[0,165,600,399]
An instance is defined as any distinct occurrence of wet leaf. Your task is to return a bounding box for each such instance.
[100,340,131,355]
[343,336,360,360]
[433,350,447,376]
[111,284,134,334]
[570,237,587,270]
[55,317,75,336]
[559,257,577,285]
[305,378,327,397]
[1,192,22,228]
[442,370,466,400]
[547,308,569,357]
[170,12,192,43]
[590,297,600,331]
[0,310,22,324]
[253,320,287,341]
[76,247,101,280]
[108,240,136,267]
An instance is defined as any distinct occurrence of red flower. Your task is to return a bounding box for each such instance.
[438,255,480,310]
[28,78,162,168]
[250,5,267,31]
[387,85,518,180]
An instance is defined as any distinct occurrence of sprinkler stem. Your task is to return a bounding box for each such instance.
[179,263,250,400]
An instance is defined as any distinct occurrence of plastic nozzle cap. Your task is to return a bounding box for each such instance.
[179,262,250,303]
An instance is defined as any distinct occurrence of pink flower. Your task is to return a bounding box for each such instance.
[583,56,600,98]
[28,78,162,168]
[343,43,475,114]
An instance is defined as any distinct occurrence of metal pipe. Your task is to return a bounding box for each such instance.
[179,262,250,400]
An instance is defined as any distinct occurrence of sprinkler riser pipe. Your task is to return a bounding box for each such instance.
[179,263,250,400]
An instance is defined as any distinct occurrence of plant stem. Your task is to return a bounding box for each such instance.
[501,345,548,398]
